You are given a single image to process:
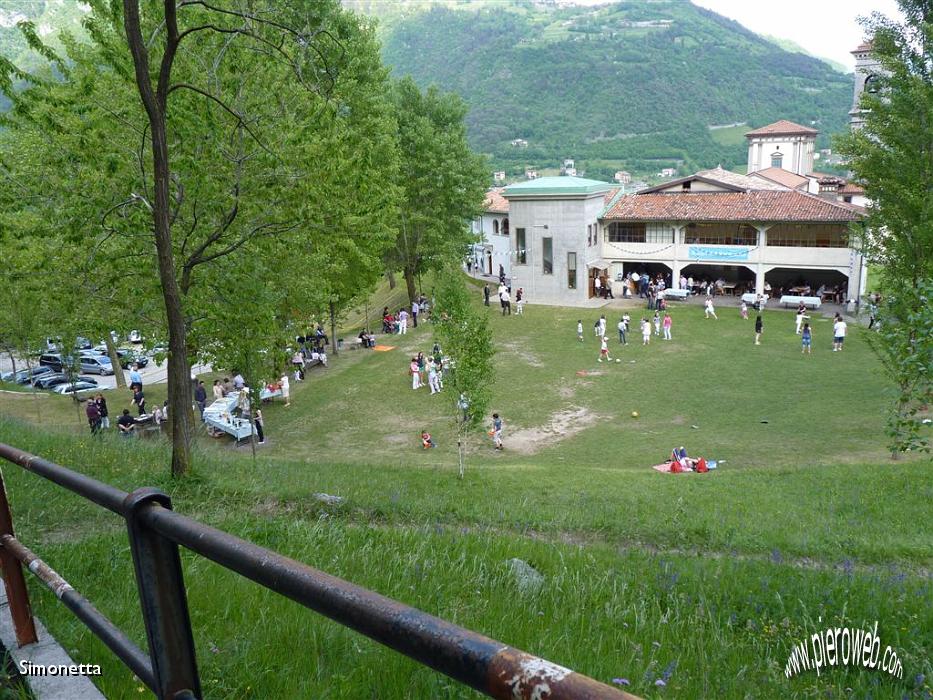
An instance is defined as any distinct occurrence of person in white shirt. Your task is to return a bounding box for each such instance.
[597,314,607,338]
[597,336,611,362]
[398,309,409,334]
[577,320,583,342]
[704,298,717,319]
[833,317,847,352]
[411,300,420,328]
[594,276,602,297]
[280,374,290,407]
[641,318,651,345]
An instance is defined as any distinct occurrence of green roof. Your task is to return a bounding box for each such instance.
[503,176,613,197]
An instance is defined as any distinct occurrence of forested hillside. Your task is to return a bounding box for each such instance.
[365,0,853,179]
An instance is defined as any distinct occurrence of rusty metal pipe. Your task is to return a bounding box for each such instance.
[1,535,156,690]
[0,444,127,514]
[139,504,637,700]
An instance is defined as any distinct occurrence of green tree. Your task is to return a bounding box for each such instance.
[1,1,398,475]
[388,77,488,302]
[432,269,495,478]
[835,1,933,456]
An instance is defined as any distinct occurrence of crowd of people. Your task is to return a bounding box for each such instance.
[383,296,429,334]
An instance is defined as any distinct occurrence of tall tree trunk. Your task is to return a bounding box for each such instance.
[329,301,338,356]
[387,270,396,290]
[403,266,417,304]
[123,1,192,477]
[104,336,127,390]
[5,349,16,377]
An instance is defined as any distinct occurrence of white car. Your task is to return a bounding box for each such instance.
[52,382,110,396]
[129,330,143,344]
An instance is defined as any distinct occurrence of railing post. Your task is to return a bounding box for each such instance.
[124,488,201,700]
[0,468,38,646]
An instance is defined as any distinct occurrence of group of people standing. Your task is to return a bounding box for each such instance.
[483,283,524,316]
[383,297,428,334]
[408,345,445,395]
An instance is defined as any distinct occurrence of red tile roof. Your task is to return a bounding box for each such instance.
[852,41,873,54]
[839,182,865,194]
[745,120,818,137]
[601,190,863,223]
[483,188,509,214]
[749,167,809,190]
[603,187,621,205]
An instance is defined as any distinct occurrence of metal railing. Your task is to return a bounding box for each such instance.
[0,443,636,700]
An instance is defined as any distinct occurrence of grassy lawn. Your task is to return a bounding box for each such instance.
[0,293,930,698]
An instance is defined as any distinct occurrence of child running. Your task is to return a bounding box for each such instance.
[598,336,612,362]
[755,315,763,345]
[740,301,748,320]
[653,311,661,336]
[801,323,812,354]
[577,320,584,342]
[641,318,651,345]
[704,298,718,319]
[491,413,503,450]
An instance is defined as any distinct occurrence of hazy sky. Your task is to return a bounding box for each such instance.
[692,0,901,70]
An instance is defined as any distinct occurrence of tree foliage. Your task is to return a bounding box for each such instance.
[0,0,399,475]
[835,0,932,455]
[388,77,488,302]
[432,270,495,477]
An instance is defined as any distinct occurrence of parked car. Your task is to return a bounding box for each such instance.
[79,355,114,376]
[53,382,107,396]
[1,367,49,384]
[39,353,72,372]
[80,348,106,358]
[89,346,149,369]
[76,375,100,386]
[34,373,71,389]
[74,337,93,351]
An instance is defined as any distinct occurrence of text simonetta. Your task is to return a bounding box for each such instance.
[18,661,102,676]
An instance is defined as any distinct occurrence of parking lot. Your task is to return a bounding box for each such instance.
[0,352,212,391]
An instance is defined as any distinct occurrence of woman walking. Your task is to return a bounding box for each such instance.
[662,313,672,340]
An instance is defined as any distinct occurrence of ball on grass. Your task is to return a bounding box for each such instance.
[615,358,621,363]
[631,411,639,418]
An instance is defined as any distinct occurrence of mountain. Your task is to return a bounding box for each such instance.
[359,0,854,180]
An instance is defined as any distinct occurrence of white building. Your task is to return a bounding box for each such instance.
[850,41,881,130]
[470,188,511,278]
[493,171,506,183]
[745,119,817,176]
[502,176,615,305]
[502,167,866,307]
[614,170,632,184]
[659,167,677,178]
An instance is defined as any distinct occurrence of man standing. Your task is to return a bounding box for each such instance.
[618,318,627,344]
[398,308,409,334]
[194,380,207,417]
[128,364,143,391]
[131,386,146,416]
[833,315,847,352]
[594,275,601,298]
[501,288,511,315]
[411,299,420,328]
[597,314,607,339]
[483,284,490,307]
[85,399,101,435]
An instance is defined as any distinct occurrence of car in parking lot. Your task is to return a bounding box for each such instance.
[89,346,149,369]
[34,373,71,390]
[52,382,107,396]
[39,353,72,372]
[2,366,53,384]
[79,355,114,375]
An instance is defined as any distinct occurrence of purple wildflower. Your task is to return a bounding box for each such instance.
[612,678,631,686]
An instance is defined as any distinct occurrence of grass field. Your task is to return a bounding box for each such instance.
[0,290,930,699]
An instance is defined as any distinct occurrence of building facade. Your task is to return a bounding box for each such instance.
[745,120,818,176]
[470,188,511,278]
[502,177,614,304]
[500,168,865,307]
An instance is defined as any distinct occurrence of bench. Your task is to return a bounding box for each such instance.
[780,295,822,310]
[660,288,688,300]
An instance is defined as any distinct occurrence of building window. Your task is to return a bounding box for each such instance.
[493,219,499,235]
[586,225,591,246]
[502,218,509,236]
[567,252,577,289]
[542,237,553,275]
[682,181,691,191]
[766,223,849,248]
[771,152,783,168]
[683,223,758,246]
[515,228,526,264]
[608,222,646,242]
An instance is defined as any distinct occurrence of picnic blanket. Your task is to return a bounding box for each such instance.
[373,345,396,352]
[652,460,718,474]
